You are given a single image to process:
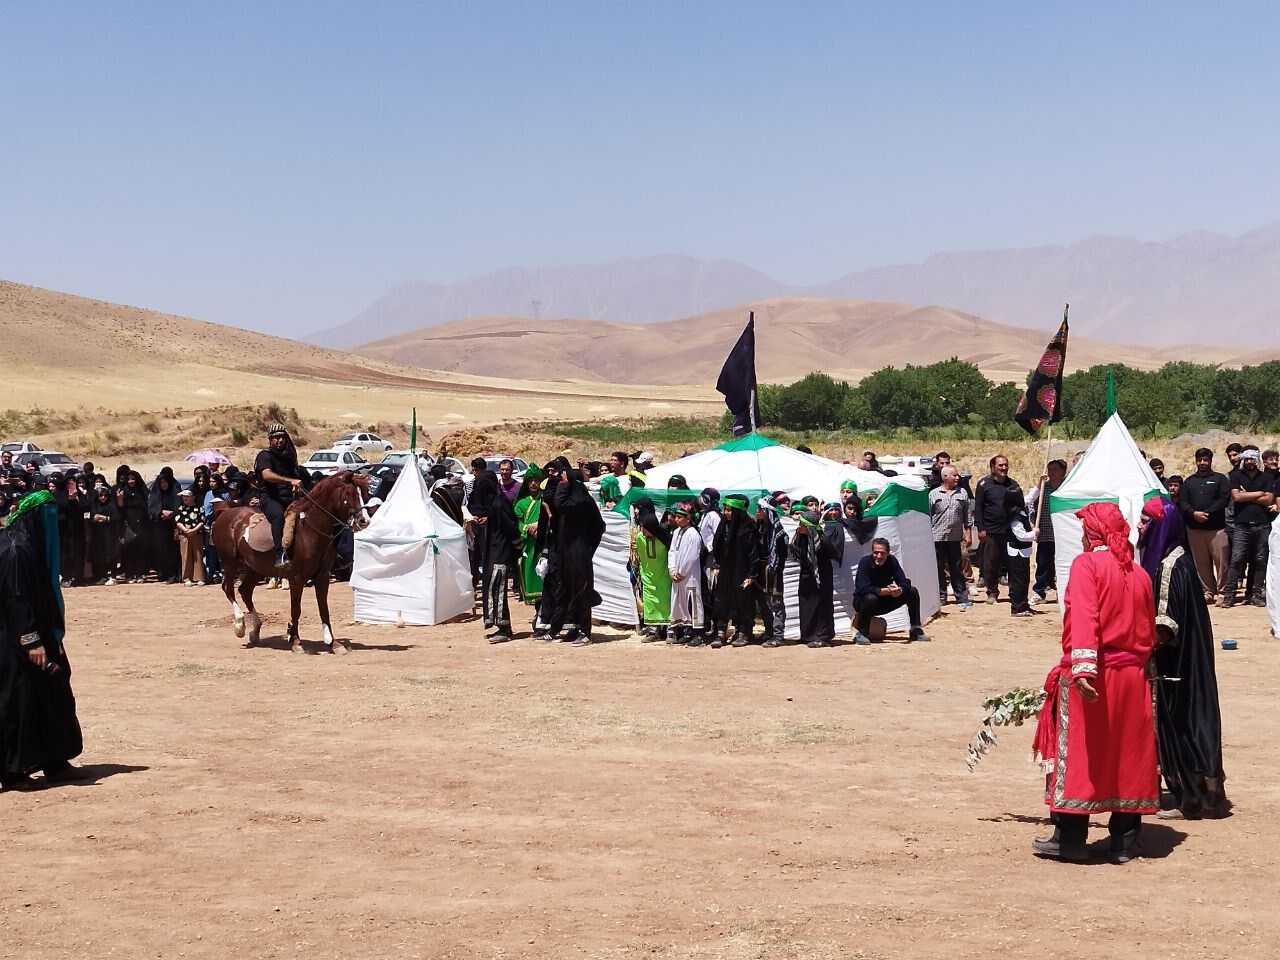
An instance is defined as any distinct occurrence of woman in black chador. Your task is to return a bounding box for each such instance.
[0,492,84,791]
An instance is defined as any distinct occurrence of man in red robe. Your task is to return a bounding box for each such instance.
[1031,502,1160,863]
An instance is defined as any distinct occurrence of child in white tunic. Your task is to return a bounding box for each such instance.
[667,504,704,644]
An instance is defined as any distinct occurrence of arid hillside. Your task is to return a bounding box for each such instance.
[0,280,717,426]
[355,296,1278,386]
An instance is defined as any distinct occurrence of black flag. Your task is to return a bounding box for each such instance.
[1014,305,1069,435]
[716,313,760,437]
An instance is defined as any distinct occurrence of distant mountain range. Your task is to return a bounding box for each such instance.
[310,223,1280,347]
[353,297,1278,388]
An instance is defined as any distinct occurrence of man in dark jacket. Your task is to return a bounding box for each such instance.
[1223,447,1274,607]
[852,538,930,645]
[973,455,1020,604]
[1178,447,1231,604]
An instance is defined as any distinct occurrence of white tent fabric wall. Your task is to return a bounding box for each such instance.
[593,510,640,626]
[781,515,940,640]
[1267,515,1280,637]
[1050,412,1165,611]
[351,459,473,626]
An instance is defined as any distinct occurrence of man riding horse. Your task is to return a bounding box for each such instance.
[254,423,314,568]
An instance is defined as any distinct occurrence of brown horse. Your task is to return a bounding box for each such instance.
[211,470,369,654]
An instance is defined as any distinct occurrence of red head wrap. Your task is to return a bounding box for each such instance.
[1141,495,1166,522]
[1076,501,1133,569]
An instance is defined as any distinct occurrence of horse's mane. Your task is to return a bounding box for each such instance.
[293,470,367,508]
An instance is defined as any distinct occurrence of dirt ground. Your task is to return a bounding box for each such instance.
[2,582,1275,960]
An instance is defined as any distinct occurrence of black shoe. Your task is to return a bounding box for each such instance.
[1220,597,1236,609]
[762,637,783,648]
[277,550,292,571]
[686,634,705,648]
[1108,830,1142,864]
[488,633,512,644]
[710,634,725,649]
[1,775,45,792]
[571,634,592,647]
[730,633,750,647]
[42,762,90,784]
[1031,836,1089,862]
[1249,596,1267,608]
[909,627,931,642]
[806,639,829,648]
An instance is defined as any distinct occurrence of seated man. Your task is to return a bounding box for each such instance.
[852,537,931,644]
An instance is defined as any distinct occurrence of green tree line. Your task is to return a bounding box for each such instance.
[753,359,1280,439]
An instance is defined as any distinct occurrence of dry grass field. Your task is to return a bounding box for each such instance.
[2,582,1274,959]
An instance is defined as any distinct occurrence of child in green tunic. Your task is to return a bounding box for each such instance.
[513,469,546,605]
[631,497,672,640]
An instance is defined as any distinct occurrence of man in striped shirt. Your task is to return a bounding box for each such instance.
[929,465,972,609]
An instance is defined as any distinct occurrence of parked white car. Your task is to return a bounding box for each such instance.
[300,449,367,476]
[1,440,43,455]
[331,432,394,456]
[14,451,78,477]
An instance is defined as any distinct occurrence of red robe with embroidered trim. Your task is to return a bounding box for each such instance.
[1033,548,1160,814]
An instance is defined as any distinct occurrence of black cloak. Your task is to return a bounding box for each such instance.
[712,504,759,630]
[548,456,605,630]
[1153,548,1227,816]
[0,500,83,781]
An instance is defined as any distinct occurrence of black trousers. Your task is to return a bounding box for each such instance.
[1008,553,1031,613]
[1052,811,1141,846]
[752,586,775,641]
[261,496,288,551]
[1032,540,1056,596]
[934,541,968,600]
[1225,521,1269,601]
[484,562,511,630]
[980,529,1009,597]
[854,587,921,634]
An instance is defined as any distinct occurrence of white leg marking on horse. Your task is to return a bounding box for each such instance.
[322,624,335,646]
[232,601,245,638]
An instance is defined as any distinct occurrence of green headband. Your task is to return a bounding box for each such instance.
[840,480,858,492]
[671,505,692,517]
[723,494,749,509]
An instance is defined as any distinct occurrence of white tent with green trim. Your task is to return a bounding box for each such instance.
[641,433,939,635]
[1050,412,1165,606]
[351,454,473,625]
[642,432,896,501]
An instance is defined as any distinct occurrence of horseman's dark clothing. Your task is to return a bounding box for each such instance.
[253,446,312,551]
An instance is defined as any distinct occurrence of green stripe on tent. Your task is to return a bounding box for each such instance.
[865,483,928,517]
[1049,488,1166,514]
[712,432,781,452]
[611,487,769,516]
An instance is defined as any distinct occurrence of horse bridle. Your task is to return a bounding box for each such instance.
[293,478,369,542]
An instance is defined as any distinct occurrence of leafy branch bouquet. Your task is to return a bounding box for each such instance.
[965,686,1046,771]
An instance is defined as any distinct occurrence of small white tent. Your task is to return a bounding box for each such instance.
[1049,412,1164,606]
[351,457,473,626]
[639,434,939,635]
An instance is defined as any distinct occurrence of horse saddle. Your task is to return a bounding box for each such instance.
[244,513,275,553]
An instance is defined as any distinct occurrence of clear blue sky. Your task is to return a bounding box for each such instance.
[3,2,1277,336]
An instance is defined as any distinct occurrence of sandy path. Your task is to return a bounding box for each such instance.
[2,584,1273,959]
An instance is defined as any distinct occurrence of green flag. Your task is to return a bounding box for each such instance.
[1105,370,1116,416]
[409,407,417,451]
